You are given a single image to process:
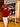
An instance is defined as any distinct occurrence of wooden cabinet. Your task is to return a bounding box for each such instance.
[0,0,4,8]
[0,12,3,21]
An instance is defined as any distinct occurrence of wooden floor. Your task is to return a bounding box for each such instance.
[0,22,20,27]
[16,23,20,27]
[0,22,15,27]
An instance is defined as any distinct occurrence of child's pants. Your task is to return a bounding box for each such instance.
[3,17,8,25]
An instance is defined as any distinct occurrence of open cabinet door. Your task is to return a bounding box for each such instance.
[16,1,19,18]
[16,1,20,23]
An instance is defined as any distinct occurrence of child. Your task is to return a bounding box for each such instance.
[2,4,11,27]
